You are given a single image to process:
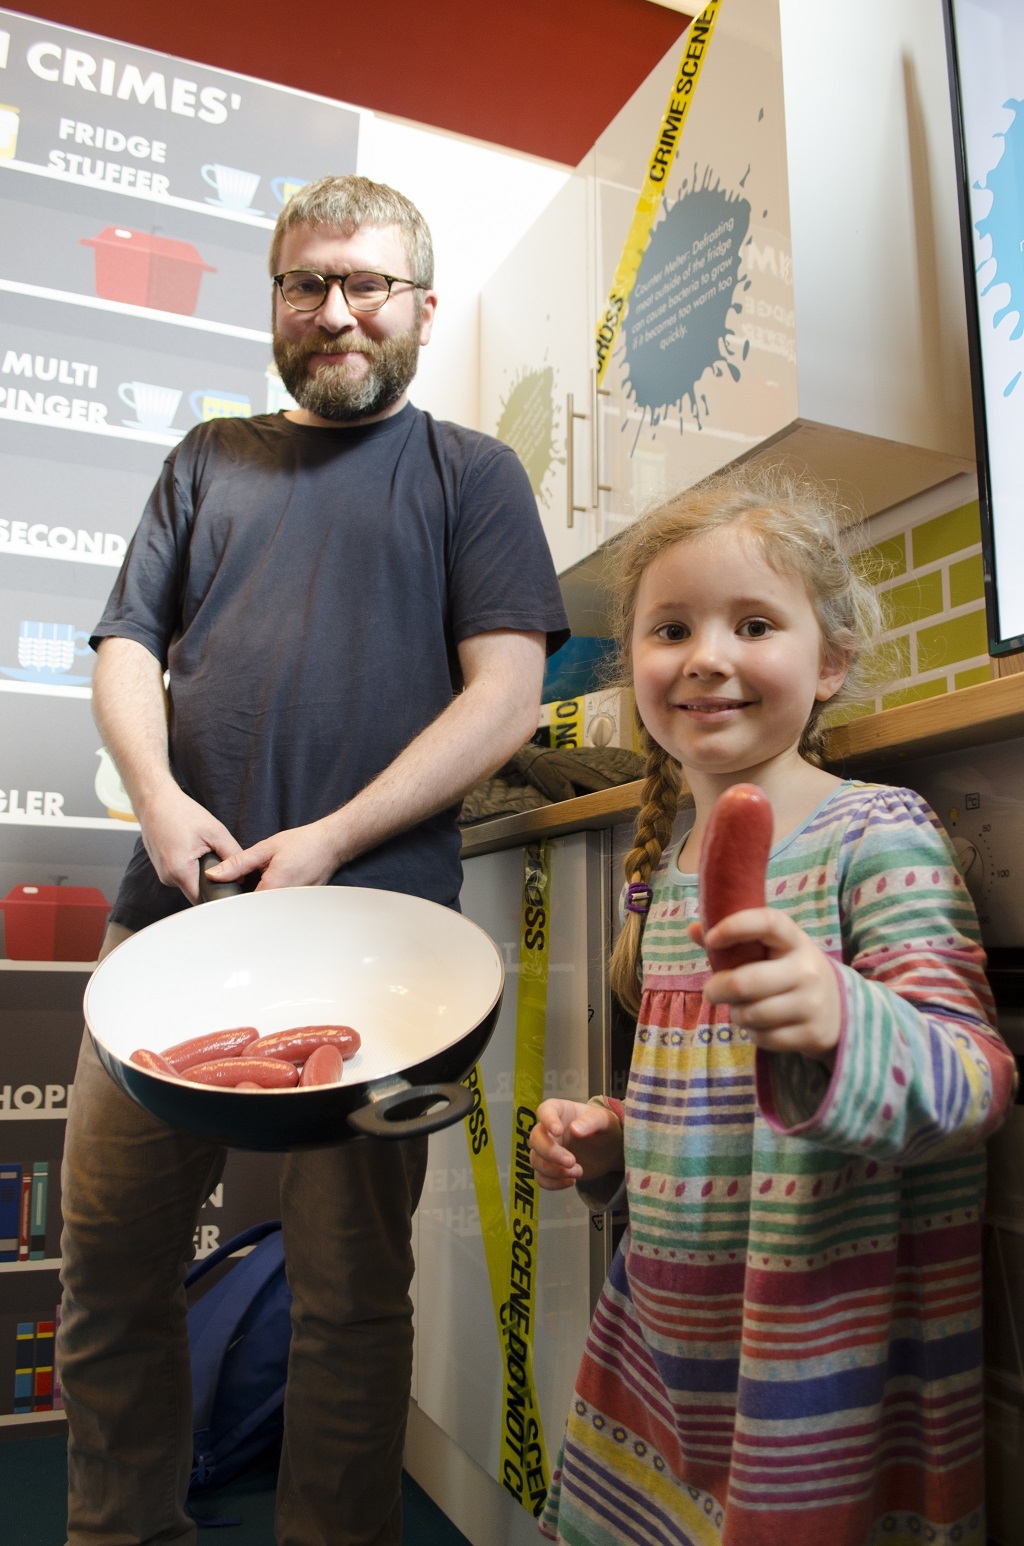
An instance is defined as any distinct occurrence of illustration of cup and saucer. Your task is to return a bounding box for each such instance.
[118,380,182,433]
[1,620,93,685]
[189,388,252,421]
[0,104,20,161]
[265,364,298,413]
[271,175,308,207]
[95,747,135,821]
[202,163,262,214]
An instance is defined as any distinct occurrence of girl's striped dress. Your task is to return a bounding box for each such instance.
[540,782,1016,1546]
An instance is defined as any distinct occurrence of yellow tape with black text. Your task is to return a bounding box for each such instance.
[595,0,723,386]
[462,842,552,1515]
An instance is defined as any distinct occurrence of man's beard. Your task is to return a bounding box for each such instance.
[273,325,421,422]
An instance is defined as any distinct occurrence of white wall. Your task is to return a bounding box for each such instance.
[357,113,570,428]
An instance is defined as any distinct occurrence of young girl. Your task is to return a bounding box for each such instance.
[530,466,1015,1546]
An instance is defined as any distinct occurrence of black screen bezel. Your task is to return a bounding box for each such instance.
[942,0,1024,657]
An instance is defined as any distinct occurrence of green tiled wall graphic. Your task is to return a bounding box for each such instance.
[839,498,990,719]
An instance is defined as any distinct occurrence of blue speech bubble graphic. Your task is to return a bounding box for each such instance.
[975,95,1024,396]
[623,172,751,429]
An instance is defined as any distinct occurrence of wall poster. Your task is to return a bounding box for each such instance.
[0,8,359,908]
[0,8,359,1419]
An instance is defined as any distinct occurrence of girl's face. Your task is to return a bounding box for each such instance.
[630,526,849,785]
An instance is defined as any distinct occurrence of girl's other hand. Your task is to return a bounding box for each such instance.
[529,1098,624,1191]
[690,909,841,1068]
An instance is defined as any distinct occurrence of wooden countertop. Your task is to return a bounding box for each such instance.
[823,669,1024,767]
[461,672,1024,859]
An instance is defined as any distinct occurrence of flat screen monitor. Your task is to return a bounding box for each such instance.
[944,0,1024,656]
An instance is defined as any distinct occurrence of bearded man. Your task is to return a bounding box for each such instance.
[57,175,568,1546]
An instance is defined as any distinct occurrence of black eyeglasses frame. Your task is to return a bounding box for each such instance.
[272,269,429,313]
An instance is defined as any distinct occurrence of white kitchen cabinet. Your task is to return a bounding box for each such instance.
[775,0,976,510]
[479,0,799,574]
[483,0,977,629]
[413,832,611,1503]
[478,168,601,576]
[591,0,976,537]
[591,0,797,549]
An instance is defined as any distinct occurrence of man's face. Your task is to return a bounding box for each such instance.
[272,223,437,427]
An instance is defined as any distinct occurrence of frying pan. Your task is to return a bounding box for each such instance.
[84,868,504,1152]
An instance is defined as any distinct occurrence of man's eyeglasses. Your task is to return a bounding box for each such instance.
[273,270,428,313]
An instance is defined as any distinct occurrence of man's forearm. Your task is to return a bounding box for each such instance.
[202,629,549,891]
[319,663,539,868]
[91,637,177,818]
[93,636,243,898]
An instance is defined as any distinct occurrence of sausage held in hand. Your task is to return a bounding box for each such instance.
[698,783,773,971]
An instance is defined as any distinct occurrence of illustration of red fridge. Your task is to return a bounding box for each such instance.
[0,884,110,961]
[81,227,216,315]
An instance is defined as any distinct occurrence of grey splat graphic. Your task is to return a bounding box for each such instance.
[622,172,751,430]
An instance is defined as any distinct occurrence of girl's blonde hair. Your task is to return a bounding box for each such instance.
[608,460,887,1013]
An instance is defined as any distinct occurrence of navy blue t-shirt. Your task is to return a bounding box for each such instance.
[93,404,569,926]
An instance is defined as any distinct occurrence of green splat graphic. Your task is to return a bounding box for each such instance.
[496,366,560,502]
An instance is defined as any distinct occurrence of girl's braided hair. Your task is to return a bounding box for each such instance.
[607,461,887,1014]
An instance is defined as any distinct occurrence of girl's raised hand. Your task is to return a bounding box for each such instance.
[690,909,841,1067]
[529,1099,624,1191]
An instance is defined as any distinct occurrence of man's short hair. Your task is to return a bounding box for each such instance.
[268,174,434,287]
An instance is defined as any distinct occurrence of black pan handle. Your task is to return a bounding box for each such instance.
[198,851,258,904]
[346,1080,473,1140]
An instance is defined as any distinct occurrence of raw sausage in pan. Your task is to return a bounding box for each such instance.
[298,1043,346,1087]
[247,1025,361,1066]
[160,1027,258,1073]
[185,1056,300,1089]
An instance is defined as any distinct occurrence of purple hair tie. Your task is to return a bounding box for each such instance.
[625,882,653,915]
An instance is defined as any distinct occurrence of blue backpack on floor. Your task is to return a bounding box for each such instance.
[185,1220,293,1496]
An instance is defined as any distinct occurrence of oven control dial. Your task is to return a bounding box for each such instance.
[947,820,1003,923]
[951,835,982,884]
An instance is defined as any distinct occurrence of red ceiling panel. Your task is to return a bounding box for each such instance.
[15,0,692,166]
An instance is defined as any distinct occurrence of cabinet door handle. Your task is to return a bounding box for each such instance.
[566,393,588,529]
[591,370,611,507]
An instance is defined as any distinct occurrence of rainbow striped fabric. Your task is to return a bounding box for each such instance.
[540,782,1016,1546]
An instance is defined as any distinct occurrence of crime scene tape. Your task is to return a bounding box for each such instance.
[595,0,723,387]
[462,841,552,1516]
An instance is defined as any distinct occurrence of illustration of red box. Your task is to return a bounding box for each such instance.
[81,227,216,315]
[0,885,111,962]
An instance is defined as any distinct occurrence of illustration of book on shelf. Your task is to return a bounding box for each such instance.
[0,1161,20,1261]
[54,1303,63,1409]
[33,1317,54,1410]
[13,1320,34,1414]
[10,1307,62,1416]
[1,1158,50,1260]
[29,1160,48,1259]
[19,1169,30,1260]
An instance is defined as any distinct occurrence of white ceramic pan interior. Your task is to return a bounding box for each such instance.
[85,886,504,1087]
